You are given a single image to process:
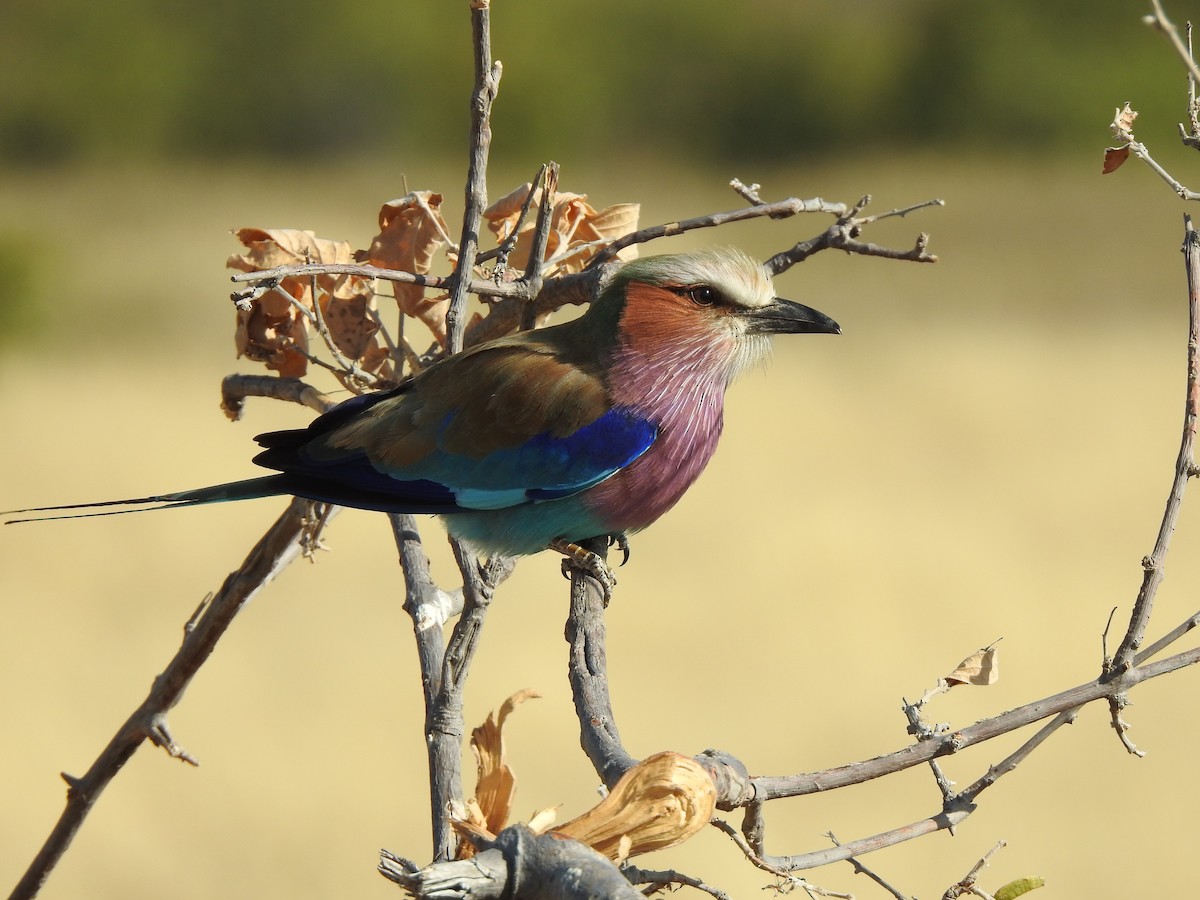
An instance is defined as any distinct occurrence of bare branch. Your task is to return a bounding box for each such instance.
[828,831,912,900]
[753,644,1200,804]
[446,1,502,354]
[1146,0,1200,89]
[1109,217,1200,674]
[622,865,733,900]
[219,374,333,420]
[590,197,851,267]
[941,841,1006,900]
[564,536,637,789]
[1118,135,1200,200]
[518,162,559,330]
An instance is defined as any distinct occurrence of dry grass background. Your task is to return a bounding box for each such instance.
[3,151,1200,898]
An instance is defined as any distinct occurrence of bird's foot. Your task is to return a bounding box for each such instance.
[550,537,616,604]
[608,532,631,567]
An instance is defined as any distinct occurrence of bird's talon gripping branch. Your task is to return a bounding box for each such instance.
[551,537,617,602]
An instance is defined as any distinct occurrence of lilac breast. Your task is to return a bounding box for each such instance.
[584,340,729,533]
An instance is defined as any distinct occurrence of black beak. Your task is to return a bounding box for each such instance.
[743,297,841,335]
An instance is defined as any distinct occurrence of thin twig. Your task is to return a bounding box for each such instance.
[589,197,851,267]
[1109,216,1200,674]
[232,263,526,299]
[828,831,911,900]
[1121,137,1200,200]
[941,841,1006,900]
[445,0,502,355]
[519,162,559,330]
[478,163,546,270]
[219,374,333,421]
[621,865,733,900]
[307,269,378,390]
[1147,0,1200,89]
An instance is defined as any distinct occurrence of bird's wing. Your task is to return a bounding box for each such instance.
[252,341,657,513]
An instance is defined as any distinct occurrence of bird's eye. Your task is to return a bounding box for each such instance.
[686,286,719,306]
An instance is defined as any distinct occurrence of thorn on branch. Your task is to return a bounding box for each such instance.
[184,593,214,637]
[146,714,200,767]
[1108,693,1147,757]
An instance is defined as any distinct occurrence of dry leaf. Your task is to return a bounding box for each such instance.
[227,227,376,377]
[485,182,539,241]
[361,192,452,344]
[945,645,1000,686]
[318,294,380,361]
[554,751,716,860]
[460,688,542,858]
[231,285,310,377]
[1102,146,1130,174]
[1110,102,1138,140]
[484,185,640,278]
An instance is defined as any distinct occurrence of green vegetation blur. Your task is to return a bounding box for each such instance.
[0,0,1181,166]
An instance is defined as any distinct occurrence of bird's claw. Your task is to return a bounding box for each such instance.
[607,532,631,567]
[551,538,616,604]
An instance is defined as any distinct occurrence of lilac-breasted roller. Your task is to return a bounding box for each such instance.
[5,248,838,587]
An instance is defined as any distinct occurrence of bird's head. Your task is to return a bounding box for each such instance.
[594,247,840,381]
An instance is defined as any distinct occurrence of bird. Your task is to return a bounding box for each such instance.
[4,247,839,592]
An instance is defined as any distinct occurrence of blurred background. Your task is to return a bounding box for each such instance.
[4,1,1200,897]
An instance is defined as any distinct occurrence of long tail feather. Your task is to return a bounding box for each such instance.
[3,475,292,525]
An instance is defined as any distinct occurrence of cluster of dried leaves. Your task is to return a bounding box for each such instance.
[227,185,638,389]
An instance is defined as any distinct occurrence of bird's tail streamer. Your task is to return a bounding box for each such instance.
[2,475,292,524]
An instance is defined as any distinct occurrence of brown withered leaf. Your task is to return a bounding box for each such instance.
[228,228,374,377]
[361,192,452,345]
[319,294,380,362]
[1102,146,1131,174]
[1110,102,1138,140]
[232,286,310,377]
[228,227,368,300]
[461,688,542,857]
[945,645,1000,687]
[484,186,640,276]
[485,182,538,243]
[554,751,716,860]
